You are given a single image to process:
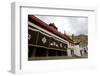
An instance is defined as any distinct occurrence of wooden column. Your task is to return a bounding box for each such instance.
[32,47,36,57]
[46,49,48,57]
[55,50,58,56]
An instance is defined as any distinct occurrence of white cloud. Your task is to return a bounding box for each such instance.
[36,15,88,35]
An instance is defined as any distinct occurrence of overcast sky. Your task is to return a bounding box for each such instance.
[36,15,88,36]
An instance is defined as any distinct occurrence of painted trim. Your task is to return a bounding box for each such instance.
[28,44,67,51]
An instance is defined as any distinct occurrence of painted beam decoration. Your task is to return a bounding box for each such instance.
[28,26,67,51]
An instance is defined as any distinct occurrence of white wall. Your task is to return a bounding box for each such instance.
[74,45,81,56]
[0,0,100,76]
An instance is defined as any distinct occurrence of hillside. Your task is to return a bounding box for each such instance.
[70,34,88,47]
